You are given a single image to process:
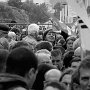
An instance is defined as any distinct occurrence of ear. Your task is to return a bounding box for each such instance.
[28,68,35,79]
[25,68,38,88]
[28,68,38,79]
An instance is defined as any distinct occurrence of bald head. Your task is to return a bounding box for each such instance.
[45,69,62,82]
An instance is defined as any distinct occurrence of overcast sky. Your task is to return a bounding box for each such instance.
[0,0,45,4]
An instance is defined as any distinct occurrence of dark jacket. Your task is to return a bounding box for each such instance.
[0,73,29,90]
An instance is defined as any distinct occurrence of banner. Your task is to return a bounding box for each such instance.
[67,0,90,29]
[80,25,90,50]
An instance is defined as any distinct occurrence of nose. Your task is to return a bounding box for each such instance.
[54,61,58,65]
[50,33,53,36]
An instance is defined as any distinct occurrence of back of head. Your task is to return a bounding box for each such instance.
[6,47,38,77]
[32,64,57,90]
[0,37,9,50]
[35,41,53,52]
[8,31,16,39]
[60,67,75,82]
[63,51,74,68]
[0,24,10,33]
[60,30,69,40]
[74,47,83,58]
[10,41,33,52]
[28,23,39,35]
[45,69,62,82]
[0,24,10,38]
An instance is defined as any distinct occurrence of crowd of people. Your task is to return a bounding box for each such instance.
[0,22,89,90]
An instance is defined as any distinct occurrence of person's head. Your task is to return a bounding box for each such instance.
[11,27,20,35]
[75,56,90,90]
[0,24,10,38]
[60,68,74,90]
[71,70,80,90]
[10,20,17,27]
[63,51,74,68]
[37,30,43,41]
[35,41,53,52]
[32,63,57,90]
[71,57,81,70]
[51,49,62,70]
[66,36,76,51]
[36,49,51,56]
[43,29,56,44]
[8,31,16,41]
[44,69,62,84]
[28,23,39,39]
[61,75,71,90]
[10,27,20,41]
[6,47,38,88]
[53,46,65,56]
[74,47,81,58]
[0,37,9,50]
[10,41,34,52]
[43,81,66,90]
[36,51,52,65]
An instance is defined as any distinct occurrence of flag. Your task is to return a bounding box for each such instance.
[67,0,90,29]
[67,0,90,51]
[80,25,90,50]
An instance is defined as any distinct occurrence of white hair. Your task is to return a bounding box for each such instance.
[8,31,16,38]
[28,23,39,35]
